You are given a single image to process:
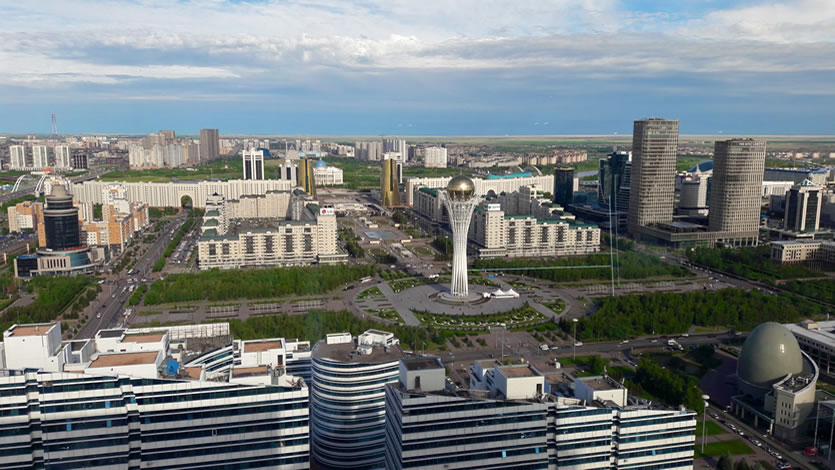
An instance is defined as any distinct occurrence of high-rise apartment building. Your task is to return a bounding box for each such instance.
[242,149,265,180]
[32,144,49,169]
[199,128,220,161]
[9,145,26,170]
[553,168,575,207]
[381,157,401,207]
[384,137,407,160]
[355,141,383,161]
[298,158,317,198]
[707,138,766,245]
[423,146,448,168]
[311,331,403,469]
[598,151,631,212]
[785,179,822,232]
[71,153,88,169]
[54,145,71,169]
[627,118,679,238]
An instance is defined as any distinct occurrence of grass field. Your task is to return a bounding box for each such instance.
[693,440,753,459]
[695,421,726,437]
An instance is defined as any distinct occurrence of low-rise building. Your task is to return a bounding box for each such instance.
[770,240,835,264]
[312,159,344,185]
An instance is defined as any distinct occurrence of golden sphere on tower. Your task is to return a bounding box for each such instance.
[446,175,475,201]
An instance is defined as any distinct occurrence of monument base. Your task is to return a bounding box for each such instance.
[437,291,486,305]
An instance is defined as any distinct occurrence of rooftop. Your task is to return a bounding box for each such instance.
[122,333,165,344]
[497,365,538,378]
[232,366,270,378]
[97,329,125,339]
[243,339,284,353]
[183,366,203,379]
[89,351,159,368]
[313,339,403,364]
[580,376,623,391]
[8,324,53,337]
[402,357,443,371]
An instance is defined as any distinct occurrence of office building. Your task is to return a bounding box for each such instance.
[43,185,81,250]
[424,146,448,168]
[242,148,265,180]
[71,152,88,169]
[298,158,318,199]
[406,173,554,206]
[311,331,403,469]
[765,167,830,186]
[355,141,383,161]
[627,118,679,238]
[553,168,575,207]
[784,320,835,381]
[73,179,293,209]
[312,159,344,186]
[678,175,709,216]
[7,200,44,233]
[384,137,407,159]
[770,240,835,264]
[9,144,26,170]
[385,357,696,470]
[199,128,220,161]
[55,144,71,169]
[0,322,311,469]
[707,139,766,245]
[381,157,401,208]
[32,144,49,169]
[785,179,822,232]
[598,151,631,212]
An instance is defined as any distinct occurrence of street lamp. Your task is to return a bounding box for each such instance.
[500,323,507,359]
[572,318,579,360]
[701,394,710,454]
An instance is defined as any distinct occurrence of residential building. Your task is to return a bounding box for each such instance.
[242,148,265,180]
[71,152,88,169]
[199,128,220,161]
[598,151,631,212]
[7,200,44,233]
[785,179,822,232]
[55,144,71,169]
[311,331,403,469]
[73,179,294,209]
[424,146,448,168]
[0,322,311,469]
[355,141,383,161]
[312,159,344,186]
[525,149,588,166]
[298,158,318,199]
[707,139,766,246]
[770,240,835,264]
[381,157,401,207]
[32,144,49,169]
[553,168,574,207]
[9,144,26,170]
[627,118,679,238]
[385,357,696,470]
[384,138,408,160]
[406,173,554,206]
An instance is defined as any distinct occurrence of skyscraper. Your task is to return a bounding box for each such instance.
[43,185,81,250]
[627,118,679,238]
[32,145,49,169]
[553,168,574,207]
[9,145,26,170]
[54,145,71,169]
[708,138,766,245]
[598,151,631,212]
[242,149,265,180]
[298,157,317,198]
[784,179,822,233]
[381,157,401,208]
[423,146,448,168]
[199,128,220,161]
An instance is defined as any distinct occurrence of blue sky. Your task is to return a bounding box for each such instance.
[0,0,833,136]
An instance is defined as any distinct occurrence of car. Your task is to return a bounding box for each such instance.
[680,333,689,338]
[650,339,658,343]
[550,345,559,350]
[540,344,549,351]
[574,342,583,347]
[96,313,101,318]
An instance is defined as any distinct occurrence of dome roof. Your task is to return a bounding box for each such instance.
[315,159,327,168]
[737,322,803,391]
[689,160,714,173]
[446,175,475,201]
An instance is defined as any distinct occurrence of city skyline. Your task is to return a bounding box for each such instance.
[1,0,834,135]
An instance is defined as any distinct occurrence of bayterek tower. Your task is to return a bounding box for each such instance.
[438,175,482,302]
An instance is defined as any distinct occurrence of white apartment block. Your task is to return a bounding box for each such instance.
[54,144,72,169]
[242,149,265,180]
[0,322,311,469]
[128,143,187,169]
[9,145,26,170]
[73,179,293,208]
[406,173,554,206]
[423,146,448,168]
[386,358,696,470]
[770,240,835,264]
[32,145,49,169]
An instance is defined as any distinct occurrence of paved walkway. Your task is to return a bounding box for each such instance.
[377,282,422,326]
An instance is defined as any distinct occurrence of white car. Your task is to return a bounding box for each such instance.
[539,344,549,351]
[574,341,583,347]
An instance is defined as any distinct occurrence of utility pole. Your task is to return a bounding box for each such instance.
[572,318,578,360]
[701,394,710,454]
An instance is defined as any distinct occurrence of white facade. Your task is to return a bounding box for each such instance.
[32,145,49,169]
[55,145,71,169]
[2,323,67,372]
[406,174,555,206]
[438,189,480,298]
[313,164,344,185]
[9,145,26,170]
[242,149,265,180]
[73,179,293,208]
[128,143,187,168]
[423,146,448,168]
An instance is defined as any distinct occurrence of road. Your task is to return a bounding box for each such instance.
[0,168,108,205]
[74,213,187,339]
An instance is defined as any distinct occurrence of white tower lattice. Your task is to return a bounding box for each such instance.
[439,176,481,299]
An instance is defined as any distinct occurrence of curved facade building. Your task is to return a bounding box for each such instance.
[43,185,81,250]
[311,331,403,469]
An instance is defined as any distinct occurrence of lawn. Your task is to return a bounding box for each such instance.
[358,286,384,300]
[101,157,245,182]
[695,421,726,437]
[693,440,753,459]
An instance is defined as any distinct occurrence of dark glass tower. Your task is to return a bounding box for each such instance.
[43,185,81,250]
[553,168,574,207]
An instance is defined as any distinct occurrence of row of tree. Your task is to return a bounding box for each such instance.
[687,246,820,283]
[143,265,377,305]
[431,236,453,261]
[0,275,92,333]
[781,279,835,306]
[631,358,705,413]
[562,288,821,341]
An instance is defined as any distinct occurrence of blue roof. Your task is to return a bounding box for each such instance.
[689,160,713,173]
[256,147,272,157]
[487,172,532,180]
[315,159,327,168]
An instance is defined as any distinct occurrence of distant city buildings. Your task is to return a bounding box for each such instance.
[405,172,554,207]
[706,139,766,246]
[784,179,822,232]
[79,184,150,252]
[598,151,631,212]
[54,144,71,169]
[199,128,220,161]
[628,118,680,239]
[381,157,401,208]
[128,131,188,169]
[423,146,448,168]
[552,168,575,208]
[355,140,383,161]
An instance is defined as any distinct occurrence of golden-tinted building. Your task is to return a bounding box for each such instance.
[381,158,401,208]
[298,158,317,199]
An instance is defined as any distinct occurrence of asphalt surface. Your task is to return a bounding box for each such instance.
[74,213,187,339]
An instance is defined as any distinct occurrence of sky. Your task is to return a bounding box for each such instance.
[0,0,834,136]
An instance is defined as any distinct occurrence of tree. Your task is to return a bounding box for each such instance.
[717,455,734,470]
